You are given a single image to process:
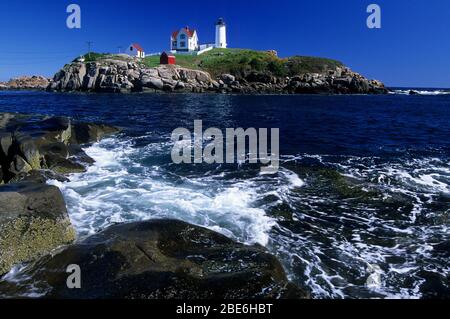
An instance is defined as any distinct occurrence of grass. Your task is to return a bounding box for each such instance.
[143,48,344,78]
[74,52,133,63]
[76,49,344,78]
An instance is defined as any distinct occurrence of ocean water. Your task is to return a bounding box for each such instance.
[0,91,449,299]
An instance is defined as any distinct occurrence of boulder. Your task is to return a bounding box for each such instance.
[0,132,12,158]
[67,144,95,165]
[0,183,76,275]
[35,117,72,145]
[140,76,164,90]
[70,122,120,145]
[12,134,42,170]
[41,142,86,174]
[44,153,86,175]
[0,113,15,130]
[245,72,273,84]
[40,142,70,160]
[220,74,236,85]
[9,169,69,184]
[157,65,179,80]
[9,155,32,175]
[6,219,307,299]
[175,81,186,90]
[195,71,212,84]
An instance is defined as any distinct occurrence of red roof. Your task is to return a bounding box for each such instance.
[131,43,144,52]
[172,27,196,39]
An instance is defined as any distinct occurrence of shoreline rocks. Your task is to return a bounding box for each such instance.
[0,183,76,275]
[0,76,49,91]
[0,113,121,185]
[0,112,120,276]
[46,59,388,95]
[1,219,307,299]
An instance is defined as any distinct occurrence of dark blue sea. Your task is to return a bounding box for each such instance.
[0,91,449,299]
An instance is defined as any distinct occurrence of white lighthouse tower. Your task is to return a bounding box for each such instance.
[215,18,227,49]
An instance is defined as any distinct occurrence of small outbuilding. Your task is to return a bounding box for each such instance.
[128,43,146,58]
[160,52,176,65]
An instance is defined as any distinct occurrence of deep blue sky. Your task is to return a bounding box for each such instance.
[0,0,449,87]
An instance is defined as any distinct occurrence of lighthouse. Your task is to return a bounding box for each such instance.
[215,18,227,49]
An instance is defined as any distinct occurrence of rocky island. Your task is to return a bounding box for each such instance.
[0,112,307,299]
[0,76,50,91]
[46,49,388,94]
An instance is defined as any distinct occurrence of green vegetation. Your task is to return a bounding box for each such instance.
[74,49,344,78]
[143,48,344,78]
[73,52,109,62]
[74,52,133,63]
[286,56,344,75]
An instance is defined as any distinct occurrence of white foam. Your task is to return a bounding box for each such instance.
[50,137,277,246]
[392,89,450,95]
[283,170,305,188]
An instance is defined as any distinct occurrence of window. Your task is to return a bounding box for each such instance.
[180,41,186,47]
[130,46,133,51]
[172,41,177,47]
[180,34,186,39]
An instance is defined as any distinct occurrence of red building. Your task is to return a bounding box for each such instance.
[160,52,176,65]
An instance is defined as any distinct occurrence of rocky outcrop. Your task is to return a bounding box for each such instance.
[0,112,120,184]
[280,68,388,94]
[0,112,120,275]
[0,219,307,299]
[0,76,49,90]
[0,183,76,275]
[47,60,214,94]
[47,58,388,95]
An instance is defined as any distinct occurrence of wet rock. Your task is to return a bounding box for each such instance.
[245,72,273,84]
[70,122,120,145]
[0,183,76,275]
[0,132,12,158]
[11,219,307,299]
[0,113,116,183]
[37,117,72,145]
[47,157,86,175]
[12,134,42,170]
[67,144,95,165]
[40,142,70,161]
[10,169,70,184]
[42,143,87,175]
[9,155,33,175]
[141,76,164,90]
[220,74,236,85]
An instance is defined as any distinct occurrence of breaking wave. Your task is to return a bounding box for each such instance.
[391,89,450,95]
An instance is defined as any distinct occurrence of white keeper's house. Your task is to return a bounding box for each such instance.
[171,27,199,52]
[128,43,146,58]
